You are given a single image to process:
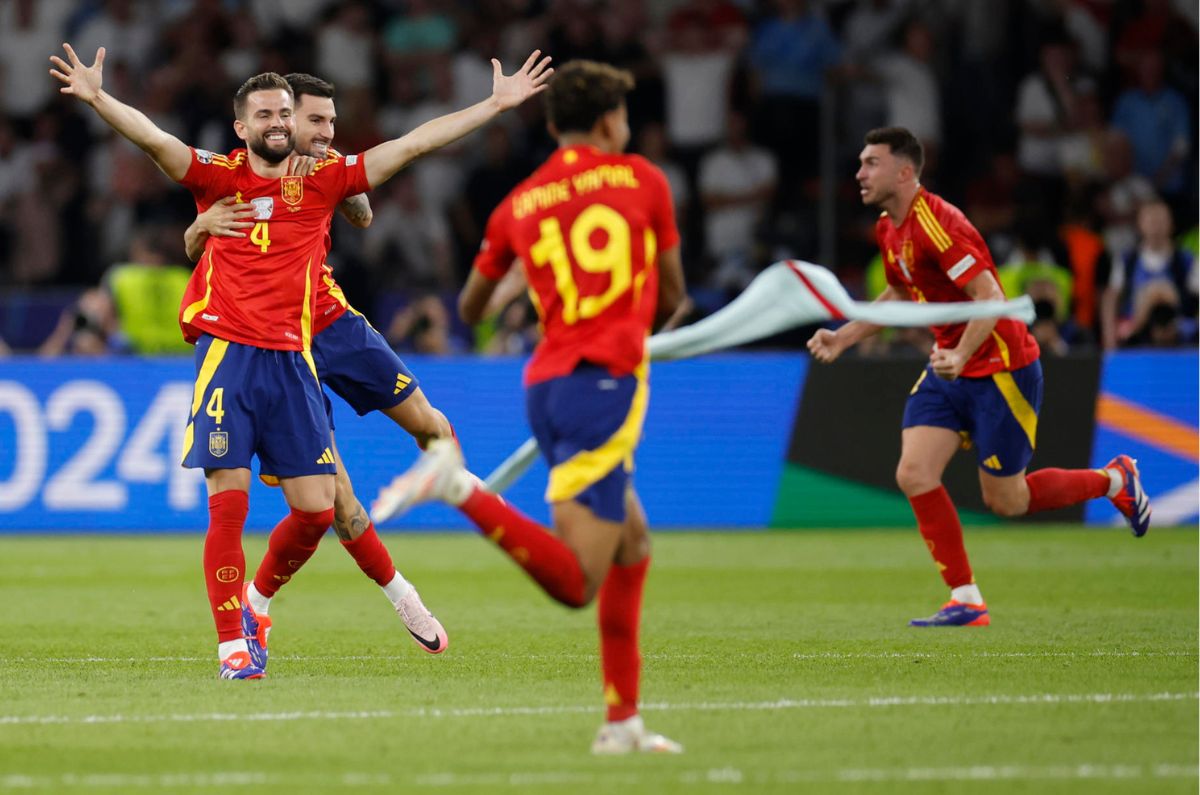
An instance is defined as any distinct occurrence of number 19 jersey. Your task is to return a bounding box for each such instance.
[473,145,680,385]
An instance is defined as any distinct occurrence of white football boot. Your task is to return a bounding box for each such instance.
[591,715,683,755]
[370,439,471,523]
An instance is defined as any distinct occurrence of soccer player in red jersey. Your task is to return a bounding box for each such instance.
[808,127,1151,627]
[183,73,453,658]
[373,61,687,753]
[51,43,551,677]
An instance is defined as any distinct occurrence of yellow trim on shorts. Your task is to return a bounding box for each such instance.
[992,370,1038,449]
[180,338,230,462]
[545,359,650,504]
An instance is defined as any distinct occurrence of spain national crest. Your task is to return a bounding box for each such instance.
[209,431,229,457]
[280,175,303,206]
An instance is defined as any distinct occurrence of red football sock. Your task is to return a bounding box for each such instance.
[459,487,587,607]
[253,507,334,599]
[598,556,649,722]
[1025,468,1110,514]
[203,490,249,643]
[340,522,397,586]
[908,486,973,589]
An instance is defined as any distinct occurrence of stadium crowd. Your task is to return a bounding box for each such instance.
[0,0,1195,355]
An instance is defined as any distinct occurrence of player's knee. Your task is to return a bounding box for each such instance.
[983,490,1026,518]
[895,460,939,496]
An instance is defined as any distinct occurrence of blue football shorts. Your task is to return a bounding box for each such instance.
[311,310,419,418]
[526,360,650,523]
[902,359,1044,477]
[182,334,336,478]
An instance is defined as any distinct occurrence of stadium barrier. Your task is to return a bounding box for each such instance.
[0,351,1193,533]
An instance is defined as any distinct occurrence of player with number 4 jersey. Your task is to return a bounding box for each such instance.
[373,60,686,754]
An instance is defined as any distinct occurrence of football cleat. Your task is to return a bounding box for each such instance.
[1105,455,1151,537]
[591,715,683,755]
[218,650,265,680]
[395,587,449,654]
[371,438,466,523]
[240,583,271,671]
[909,600,990,627]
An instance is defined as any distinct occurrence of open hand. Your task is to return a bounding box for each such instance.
[198,196,256,239]
[49,43,105,105]
[288,155,318,177]
[491,50,554,112]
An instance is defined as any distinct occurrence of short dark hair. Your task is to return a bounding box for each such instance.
[544,60,634,135]
[864,127,924,174]
[285,73,335,103]
[233,72,292,119]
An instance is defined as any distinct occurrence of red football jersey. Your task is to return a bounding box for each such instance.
[474,145,680,385]
[876,187,1039,377]
[312,149,359,334]
[178,147,370,350]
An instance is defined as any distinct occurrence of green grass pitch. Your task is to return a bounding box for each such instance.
[0,527,1195,794]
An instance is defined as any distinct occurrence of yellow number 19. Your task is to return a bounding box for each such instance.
[529,204,634,325]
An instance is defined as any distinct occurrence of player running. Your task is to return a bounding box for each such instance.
[183,73,453,661]
[808,127,1151,627]
[51,43,552,678]
[373,61,686,753]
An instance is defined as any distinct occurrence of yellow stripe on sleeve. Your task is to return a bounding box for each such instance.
[914,197,953,252]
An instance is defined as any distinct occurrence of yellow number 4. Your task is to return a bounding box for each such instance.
[250,221,271,253]
[205,387,225,425]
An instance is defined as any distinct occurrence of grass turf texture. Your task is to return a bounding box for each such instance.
[0,527,1195,794]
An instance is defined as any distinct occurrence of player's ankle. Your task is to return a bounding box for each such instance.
[950,583,984,605]
[247,582,271,616]
[444,469,480,507]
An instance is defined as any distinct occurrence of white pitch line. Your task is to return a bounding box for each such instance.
[791,650,1197,661]
[2,764,1196,790]
[0,691,1194,727]
[4,649,1194,664]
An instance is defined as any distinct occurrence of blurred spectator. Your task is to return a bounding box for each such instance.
[748,0,841,188]
[698,111,778,290]
[1057,195,1110,339]
[1100,200,1197,349]
[659,1,742,158]
[998,224,1074,329]
[841,0,909,62]
[634,123,689,219]
[481,298,540,356]
[75,0,157,72]
[386,294,462,355]
[964,151,1021,237]
[37,287,122,356]
[1110,49,1192,200]
[382,0,456,75]
[1014,36,1082,187]
[452,124,528,260]
[1031,298,1071,356]
[1095,130,1158,258]
[0,0,72,123]
[316,2,375,92]
[104,229,192,355]
[1058,78,1107,187]
[363,172,455,291]
[873,19,942,167]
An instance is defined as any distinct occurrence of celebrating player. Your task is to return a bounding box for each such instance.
[373,61,686,753]
[183,73,453,661]
[51,42,552,678]
[807,127,1151,627]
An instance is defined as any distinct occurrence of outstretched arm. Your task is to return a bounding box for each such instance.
[49,44,191,181]
[363,51,553,189]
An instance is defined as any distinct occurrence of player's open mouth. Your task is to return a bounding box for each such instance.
[266,132,288,143]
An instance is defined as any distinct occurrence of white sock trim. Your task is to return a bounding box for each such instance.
[382,571,414,608]
[247,582,271,616]
[1106,468,1123,498]
[218,638,248,660]
[951,583,984,605]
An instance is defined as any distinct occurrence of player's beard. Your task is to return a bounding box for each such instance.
[249,128,295,164]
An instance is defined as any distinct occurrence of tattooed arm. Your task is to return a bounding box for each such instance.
[338,194,373,228]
